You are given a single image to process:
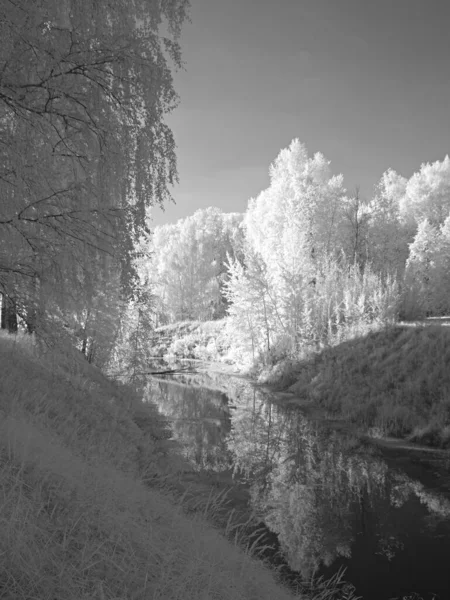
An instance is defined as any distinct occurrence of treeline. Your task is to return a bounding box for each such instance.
[144,140,450,367]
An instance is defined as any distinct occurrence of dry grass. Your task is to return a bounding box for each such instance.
[0,331,309,600]
[282,324,450,445]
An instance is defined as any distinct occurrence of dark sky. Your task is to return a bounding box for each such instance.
[153,0,450,225]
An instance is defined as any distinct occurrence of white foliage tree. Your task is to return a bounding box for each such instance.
[366,169,410,278]
[148,208,244,324]
[0,0,189,346]
[226,140,399,366]
[238,140,348,352]
[403,220,442,317]
[434,216,450,315]
[245,140,346,273]
[339,187,371,267]
[400,156,450,227]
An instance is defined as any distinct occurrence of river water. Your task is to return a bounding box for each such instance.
[143,363,450,600]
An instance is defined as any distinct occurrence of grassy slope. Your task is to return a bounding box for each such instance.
[281,324,450,446]
[0,333,304,600]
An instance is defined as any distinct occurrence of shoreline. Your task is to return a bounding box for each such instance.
[151,354,450,459]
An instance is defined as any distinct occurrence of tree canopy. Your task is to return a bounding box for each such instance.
[147,207,244,324]
[0,0,190,334]
[120,136,450,370]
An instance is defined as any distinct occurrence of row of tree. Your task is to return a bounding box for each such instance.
[3,0,448,375]
[144,140,450,367]
[0,0,189,364]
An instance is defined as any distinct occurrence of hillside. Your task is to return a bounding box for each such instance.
[276,323,450,447]
[0,333,317,600]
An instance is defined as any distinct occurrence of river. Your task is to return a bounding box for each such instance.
[142,361,450,600]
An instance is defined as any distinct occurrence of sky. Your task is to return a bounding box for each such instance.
[152,0,450,226]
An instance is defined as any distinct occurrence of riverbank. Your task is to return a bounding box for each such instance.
[261,322,450,449]
[149,319,450,449]
[149,346,450,521]
[0,332,313,600]
[148,361,450,600]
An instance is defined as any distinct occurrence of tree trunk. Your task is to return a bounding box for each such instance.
[26,305,37,334]
[80,309,91,357]
[87,339,96,364]
[25,274,40,334]
[1,295,18,333]
[0,294,5,330]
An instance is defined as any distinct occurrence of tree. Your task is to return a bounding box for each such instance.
[244,140,347,277]
[225,140,399,364]
[340,186,370,267]
[400,156,450,227]
[148,208,244,324]
[434,216,450,315]
[366,169,410,278]
[0,0,190,337]
[224,247,279,366]
[403,215,450,317]
[238,139,348,351]
[403,219,441,317]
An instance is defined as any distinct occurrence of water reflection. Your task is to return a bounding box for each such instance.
[148,377,233,471]
[145,369,450,600]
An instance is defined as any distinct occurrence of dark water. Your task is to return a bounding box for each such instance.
[143,364,450,600]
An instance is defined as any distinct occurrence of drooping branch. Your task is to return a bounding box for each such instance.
[0,0,190,339]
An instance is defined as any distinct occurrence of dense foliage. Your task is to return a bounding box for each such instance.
[144,140,450,371]
[3,0,450,377]
[146,207,244,324]
[0,0,189,360]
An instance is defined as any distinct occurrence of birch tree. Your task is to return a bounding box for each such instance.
[149,208,243,324]
[0,0,189,336]
[403,215,450,317]
[339,187,371,267]
[366,169,410,278]
[226,140,399,364]
[434,216,450,315]
[400,156,450,227]
[403,220,441,317]
[241,139,347,350]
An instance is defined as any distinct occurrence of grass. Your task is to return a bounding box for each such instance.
[3,323,442,598]
[0,331,361,600]
[271,324,450,446]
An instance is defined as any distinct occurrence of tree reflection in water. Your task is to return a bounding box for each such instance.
[145,370,450,599]
[147,377,234,471]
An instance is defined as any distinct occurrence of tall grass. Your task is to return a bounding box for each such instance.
[1,332,362,600]
[282,325,450,446]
